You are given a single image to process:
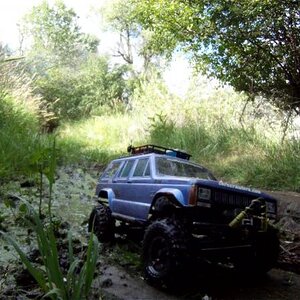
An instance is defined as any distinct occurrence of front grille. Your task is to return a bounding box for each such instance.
[213,190,253,208]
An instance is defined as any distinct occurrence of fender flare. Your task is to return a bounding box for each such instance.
[97,188,115,208]
[152,188,185,208]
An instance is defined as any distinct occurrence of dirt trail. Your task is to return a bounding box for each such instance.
[98,264,300,300]
[97,263,178,300]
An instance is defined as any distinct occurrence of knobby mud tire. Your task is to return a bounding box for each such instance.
[234,227,279,275]
[142,218,188,289]
[88,204,115,242]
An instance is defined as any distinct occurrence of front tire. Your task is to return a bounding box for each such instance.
[88,203,115,242]
[142,218,188,288]
[234,227,279,275]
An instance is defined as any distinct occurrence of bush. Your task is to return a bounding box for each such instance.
[35,55,131,120]
[0,56,53,180]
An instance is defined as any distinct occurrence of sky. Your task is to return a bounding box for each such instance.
[0,0,106,50]
[0,0,191,96]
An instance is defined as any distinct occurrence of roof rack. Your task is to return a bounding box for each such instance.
[127,144,191,160]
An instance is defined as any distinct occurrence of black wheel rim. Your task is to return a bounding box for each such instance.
[147,236,171,276]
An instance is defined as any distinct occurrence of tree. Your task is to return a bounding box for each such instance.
[19,1,130,120]
[36,55,131,119]
[23,0,99,65]
[103,0,164,77]
[128,0,300,114]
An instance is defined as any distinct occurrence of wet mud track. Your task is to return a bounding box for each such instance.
[98,259,300,300]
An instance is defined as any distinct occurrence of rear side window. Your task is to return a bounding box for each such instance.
[133,158,150,177]
[119,160,135,178]
[101,161,122,180]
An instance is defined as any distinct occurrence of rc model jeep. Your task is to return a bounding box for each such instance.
[88,145,279,287]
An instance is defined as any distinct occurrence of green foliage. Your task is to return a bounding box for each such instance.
[149,113,175,145]
[55,68,300,190]
[147,103,300,191]
[46,138,57,220]
[1,201,99,300]
[35,55,130,119]
[0,91,58,184]
[58,113,146,164]
[21,1,117,121]
[23,0,98,64]
[247,140,300,190]
[129,70,175,116]
[20,1,136,122]
[127,0,300,113]
[103,0,164,75]
[0,43,60,180]
[28,136,57,218]
[35,66,85,120]
[0,93,39,178]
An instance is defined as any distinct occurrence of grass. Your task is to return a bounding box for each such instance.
[57,114,147,165]
[52,107,300,191]
[0,94,41,179]
[147,114,300,191]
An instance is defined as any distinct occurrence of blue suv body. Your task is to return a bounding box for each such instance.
[89,145,279,287]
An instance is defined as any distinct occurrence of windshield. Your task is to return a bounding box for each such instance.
[155,157,216,180]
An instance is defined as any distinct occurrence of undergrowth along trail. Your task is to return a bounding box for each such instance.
[57,92,300,191]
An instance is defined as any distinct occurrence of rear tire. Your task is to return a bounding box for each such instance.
[142,218,188,288]
[88,203,115,242]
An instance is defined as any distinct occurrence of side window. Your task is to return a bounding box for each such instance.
[144,162,151,176]
[101,161,121,180]
[119,160,135,178]
[133,159,150,177]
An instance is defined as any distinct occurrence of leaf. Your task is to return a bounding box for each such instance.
[46,226,67,297]
[1,231,48,292]
[43,287,63,299]
[66,259,80,295]
[83,233,99,296]
[68,231,74,265]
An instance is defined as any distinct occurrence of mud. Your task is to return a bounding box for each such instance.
[98,262,300,300]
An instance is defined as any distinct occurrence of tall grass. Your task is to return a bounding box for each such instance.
[57,114,147,164]
[0,57,55,180]
[54,76,300,191]
[148,111,300,190]
[0,94,39,178]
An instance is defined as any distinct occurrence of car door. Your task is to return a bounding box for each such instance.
[112,157,154,221]
[127,158,155,220]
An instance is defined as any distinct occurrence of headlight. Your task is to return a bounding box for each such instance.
[266,201,276,214]
[198,188,211,201]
